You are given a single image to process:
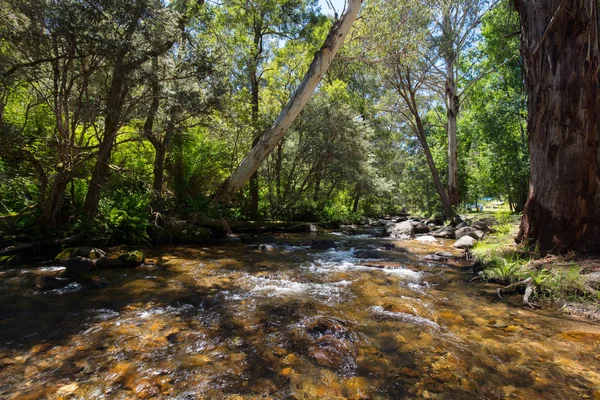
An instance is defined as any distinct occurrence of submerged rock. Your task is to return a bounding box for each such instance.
[384,220,415,239]
[311,240,337,250]
[95,257,125,269]
[64,257,94,279]
[295,317,363,371]
[33,275,70,291]
[453,236,477,249]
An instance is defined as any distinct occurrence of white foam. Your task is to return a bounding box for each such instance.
[305,248,422,281]
[246,275,351,299]
[371,306,439,329]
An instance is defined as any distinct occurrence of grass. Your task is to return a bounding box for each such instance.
[470,211,597,303]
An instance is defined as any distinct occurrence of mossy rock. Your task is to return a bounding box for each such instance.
[0,254,22,266]
[117,251,145,268]
[55,248,76,263]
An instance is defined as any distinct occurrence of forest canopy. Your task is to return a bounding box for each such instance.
[0,0,528,242]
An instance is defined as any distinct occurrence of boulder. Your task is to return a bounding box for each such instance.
[34,275,70,291]
[415,235,438,243]
[411,221,429,234]
[311,240,337,250]
[471,230,485,240]
[431,226,455,239]
[583,272,600,289]
[473,217,499,232]
[89,248,106,260]
[453,236,477,249]
[455,227,477,239]
[95,257,125,270]
[64,257,94,280]
[118,251,145,268]
[384,221,415,239]
[340,225,359,235]
[455,222,469,230]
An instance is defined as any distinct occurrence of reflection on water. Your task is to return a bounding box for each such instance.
[1,233,600,399]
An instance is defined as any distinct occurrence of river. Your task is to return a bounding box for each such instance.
[1,230,599,399]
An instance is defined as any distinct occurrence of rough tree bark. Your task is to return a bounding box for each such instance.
[445,54,460,206]
[514,0,600,254]
[213,0,363,205]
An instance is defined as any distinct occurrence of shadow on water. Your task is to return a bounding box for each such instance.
[0,234,599,399]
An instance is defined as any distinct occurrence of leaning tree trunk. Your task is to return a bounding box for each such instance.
[515,0,600,254]
[213,0,363,205]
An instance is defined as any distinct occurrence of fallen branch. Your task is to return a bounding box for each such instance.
[0,233,86,258]
[496,277,540,308]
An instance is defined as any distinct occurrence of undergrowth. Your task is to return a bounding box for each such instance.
[472,213,596,303]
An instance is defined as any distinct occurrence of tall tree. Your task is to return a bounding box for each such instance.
[81,0,181,220]
[220,0,318,219]
[358,0,456,217]
[213,0,363,205]
[514,0,600,254]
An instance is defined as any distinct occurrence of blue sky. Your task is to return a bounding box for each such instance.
[317,0,347,15]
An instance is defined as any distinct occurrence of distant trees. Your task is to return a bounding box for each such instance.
[0,0,540,238]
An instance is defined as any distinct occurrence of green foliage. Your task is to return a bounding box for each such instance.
[482,258,525,284]
[93,190,151,244]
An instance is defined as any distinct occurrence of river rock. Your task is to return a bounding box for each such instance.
[431,226,455,239]
[455,221,469,230]
[455,227,478,239]
[95,257,125,269]
[473,217,499,232]
[355,250,384,259]
[256,243,275,251]
[297,317,362,371]
[64,257,94,279]
[384,221,415,239]
[118,251,145,267]
[416,235,438,243]
[311,240,337,250]
[453,236,477,249]
[411,221,429,234]
[34,275,70,291]
[583,272,600,289]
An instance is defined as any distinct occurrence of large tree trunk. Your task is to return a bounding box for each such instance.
[515,0,600,254]
[213,0,363,205]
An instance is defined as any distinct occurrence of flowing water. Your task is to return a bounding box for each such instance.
[1,230,600,399]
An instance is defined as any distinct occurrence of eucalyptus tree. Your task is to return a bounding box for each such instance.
[358,0,456,217]
[514,0,600,254]
[427,0,499,205]
[217,0,319,219]
[213,0,363,206]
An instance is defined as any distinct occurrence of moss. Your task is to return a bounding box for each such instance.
[118,251,145,267]
[0,254,21,266]
[55,248,75,262]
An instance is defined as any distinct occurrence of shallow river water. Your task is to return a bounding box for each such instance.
[1,231,600,399]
